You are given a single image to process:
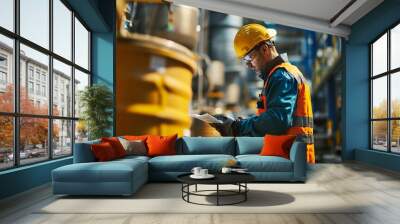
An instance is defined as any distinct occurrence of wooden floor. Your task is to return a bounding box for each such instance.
[1,162,400,224]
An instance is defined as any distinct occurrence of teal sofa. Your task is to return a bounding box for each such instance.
[52,137,307,196]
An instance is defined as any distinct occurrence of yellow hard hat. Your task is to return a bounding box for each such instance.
[234,24,277,59]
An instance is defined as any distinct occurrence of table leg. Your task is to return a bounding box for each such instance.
[217,184,219,206]
[245,183,247,201]
[188,184,191,202]
[195,184,197,192]
[181,184,183,199]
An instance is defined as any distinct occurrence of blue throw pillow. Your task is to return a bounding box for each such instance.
[181,137,235,155]
[236,137,264,155]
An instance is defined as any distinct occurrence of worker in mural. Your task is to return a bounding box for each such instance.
[211,24,315,163]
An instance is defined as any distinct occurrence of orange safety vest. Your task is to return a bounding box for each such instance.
[257,62,315,163]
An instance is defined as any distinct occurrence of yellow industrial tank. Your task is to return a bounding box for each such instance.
[116,31,197,136]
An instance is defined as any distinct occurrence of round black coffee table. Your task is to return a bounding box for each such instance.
[177,173,255,206]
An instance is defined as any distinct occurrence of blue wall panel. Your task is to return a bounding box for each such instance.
[344,0,400,172]
[343,44,369,160]
[355,149,400,172]
[0,158,72,199]
[66,0,110,32]
[92,32,115,135]
[91,0,115,135]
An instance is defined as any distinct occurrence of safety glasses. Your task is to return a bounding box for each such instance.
[241,43,264,66]
[241,41,274,66]
[241,47,259,65]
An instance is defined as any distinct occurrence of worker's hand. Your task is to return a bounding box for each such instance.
[209,115,235,136]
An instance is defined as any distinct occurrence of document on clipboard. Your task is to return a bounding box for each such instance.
[191,113,223,124]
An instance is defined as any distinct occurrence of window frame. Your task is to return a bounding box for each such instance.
[370,20,400,154]
[0,0,92,171]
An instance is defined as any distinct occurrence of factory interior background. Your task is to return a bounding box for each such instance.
[114,2,344,163]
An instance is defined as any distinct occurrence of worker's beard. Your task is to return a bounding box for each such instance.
[256,63,268,78]
[255,69,262,77]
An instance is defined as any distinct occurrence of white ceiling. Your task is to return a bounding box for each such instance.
[166,0,384,38]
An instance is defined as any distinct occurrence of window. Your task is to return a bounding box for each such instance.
[53,0,72,60]
[53,119,72,158]
[0,34,13,113]
[28,81,34,94]
[75,18,89,70]
[41,73,46,82]
[371,23,400,154]
[0,0,91,170]
[36,83,40,95]
[0,0,14,32]
[0,116,13,170]
[28,67,34,80]
[0,53,8,86]
[53,59,72,117]
[42,85,46,97]
[35,70,41,81]
[0,54,7,67]
[20,0,49,49]
[0,71,6,85]
[74,69,89,118]
[20,117,49,165]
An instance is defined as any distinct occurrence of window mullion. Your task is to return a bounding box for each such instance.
[388,29,391,152]
[370,45,373,149]
[49,0,53,160]
[71,11,76,155]
[387,29,392,152]
[14,0,20,167]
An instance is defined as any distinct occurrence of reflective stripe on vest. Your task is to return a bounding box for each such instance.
[292,116,313,128]
[296,134,314,144]
[258,62,315,163]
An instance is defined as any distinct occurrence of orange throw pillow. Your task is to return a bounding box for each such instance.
[260,134,297,159]
[101,137,126,158]
[91,142,117,161]
[146,134,177,157]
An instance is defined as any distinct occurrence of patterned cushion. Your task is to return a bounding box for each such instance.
[119,137,147,156]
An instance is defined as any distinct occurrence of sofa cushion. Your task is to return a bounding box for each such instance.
[101,137,127,158]
[115,155,150,164]
[235,137,264,155]
[147,134,177,157]
[260,134,296,159]
[180,137,235,155]
[123,135,148,142]
[118,138,147,156]
[148,154,235,172]
[236,155,293,172]
[52,159,147,183]
[73,140,100,163]
[91,142,118,161]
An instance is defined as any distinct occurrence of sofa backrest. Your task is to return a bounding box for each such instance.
[73,139,100,163]
[74,136,265,162]
[235,137,264,155]
[178,137,235,155]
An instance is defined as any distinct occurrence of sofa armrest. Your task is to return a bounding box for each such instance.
[289,141,307,181]
[73,140,100,163]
